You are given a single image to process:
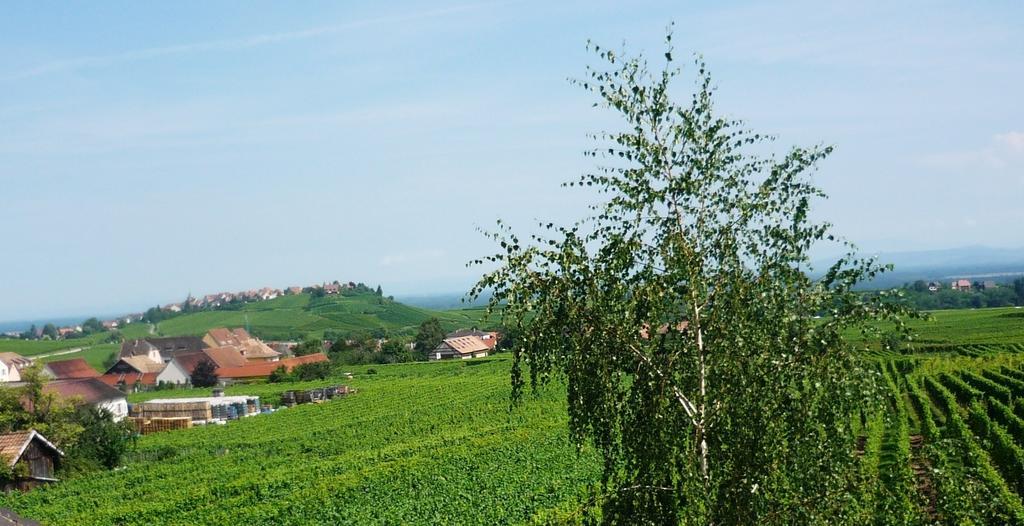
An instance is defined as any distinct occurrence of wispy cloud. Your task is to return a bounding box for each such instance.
[1,2,501,82]
[920,131,1024,170]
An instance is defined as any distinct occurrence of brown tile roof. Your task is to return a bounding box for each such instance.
[231,328,252,341]
[97,372,160,387]
[119,356,166,374]
[0,352,32,369]
[441,336,490,355]
[0,430,63,468]
[202,346,247,368]
[44,378,125,404]
[171,351,211,375]
[43,358,99,380]
[206,328,239,347]
[119,339,157,358]
[238,340,281,360]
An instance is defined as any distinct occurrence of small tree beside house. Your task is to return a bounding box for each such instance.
[190,360,219,388]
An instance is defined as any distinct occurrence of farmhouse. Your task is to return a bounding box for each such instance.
[120,336,207,363]
[446,329,500,349]
[0,353,33,383]
[430,336,490,360]
[119,340,163,363]
[41,358,99,380]
[43,378,129,421]
[202,328,280,363]
[0,430,62,491]
[952,279,972,291]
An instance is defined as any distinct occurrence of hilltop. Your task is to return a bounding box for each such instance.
[151,291,492,341]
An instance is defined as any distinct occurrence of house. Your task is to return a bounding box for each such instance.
[323,283,341,294]
[97,372,160,392]
[120,337,207,363]
[154,357,192,385]
[200,346,249,369]
[165,303,183,313]
[202,328,280,363]
[980,280,998,290]
[446,329,501,349]
[927,281,941,292]
[952,279,972,291]
[215,353,329,384]
[430,337,490,360]
[101,320,119,330]
[41,358,99,380]
[43,378,128,421]
[106,356,165,376]
[119,340,163,363]
[0,353,33,383]
[0,430,63,491]
[287,286,303,295]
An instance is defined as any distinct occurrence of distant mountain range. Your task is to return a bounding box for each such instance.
[820,246,1024,289]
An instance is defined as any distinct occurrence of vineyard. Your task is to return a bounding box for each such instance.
[1,308,1023,524]
[0,358,601,525]
[861,348,1024,523]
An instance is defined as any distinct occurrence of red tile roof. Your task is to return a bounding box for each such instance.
[284,353,329,367]
[216,353,329,379]
[43,378,125,404]
[441,336,490,355]
[43,358,99,380]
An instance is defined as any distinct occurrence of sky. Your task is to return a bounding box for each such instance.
[1,0,1022,321]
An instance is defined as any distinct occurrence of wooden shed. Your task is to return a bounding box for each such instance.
[0,430,63,492]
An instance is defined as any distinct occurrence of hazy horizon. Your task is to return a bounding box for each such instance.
[3,1,1022,321]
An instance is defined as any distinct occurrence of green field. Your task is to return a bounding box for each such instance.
[2,357,600,525]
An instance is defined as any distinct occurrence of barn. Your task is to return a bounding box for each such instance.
[0,430,63,492]
[429,336,490,360]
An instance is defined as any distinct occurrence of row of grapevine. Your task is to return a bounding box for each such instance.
[923,377,1024,521]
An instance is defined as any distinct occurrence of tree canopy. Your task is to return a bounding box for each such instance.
[473,34,910,524]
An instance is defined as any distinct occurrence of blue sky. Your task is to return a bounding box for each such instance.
[1,0,1022,321]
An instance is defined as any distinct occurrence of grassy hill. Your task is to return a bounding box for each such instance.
[2,357,600,525]
[154,292,492,341]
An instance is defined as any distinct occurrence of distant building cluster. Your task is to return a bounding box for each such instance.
[4,280,362,341]
[942,280,998,292]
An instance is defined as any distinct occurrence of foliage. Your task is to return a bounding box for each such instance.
[413,317,445,359]
[474,35,910,524]
[292,338,322,357]
[191,359,219,387]
[63,407,136,473]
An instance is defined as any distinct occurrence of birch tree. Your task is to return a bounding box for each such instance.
[472,34,909,525]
